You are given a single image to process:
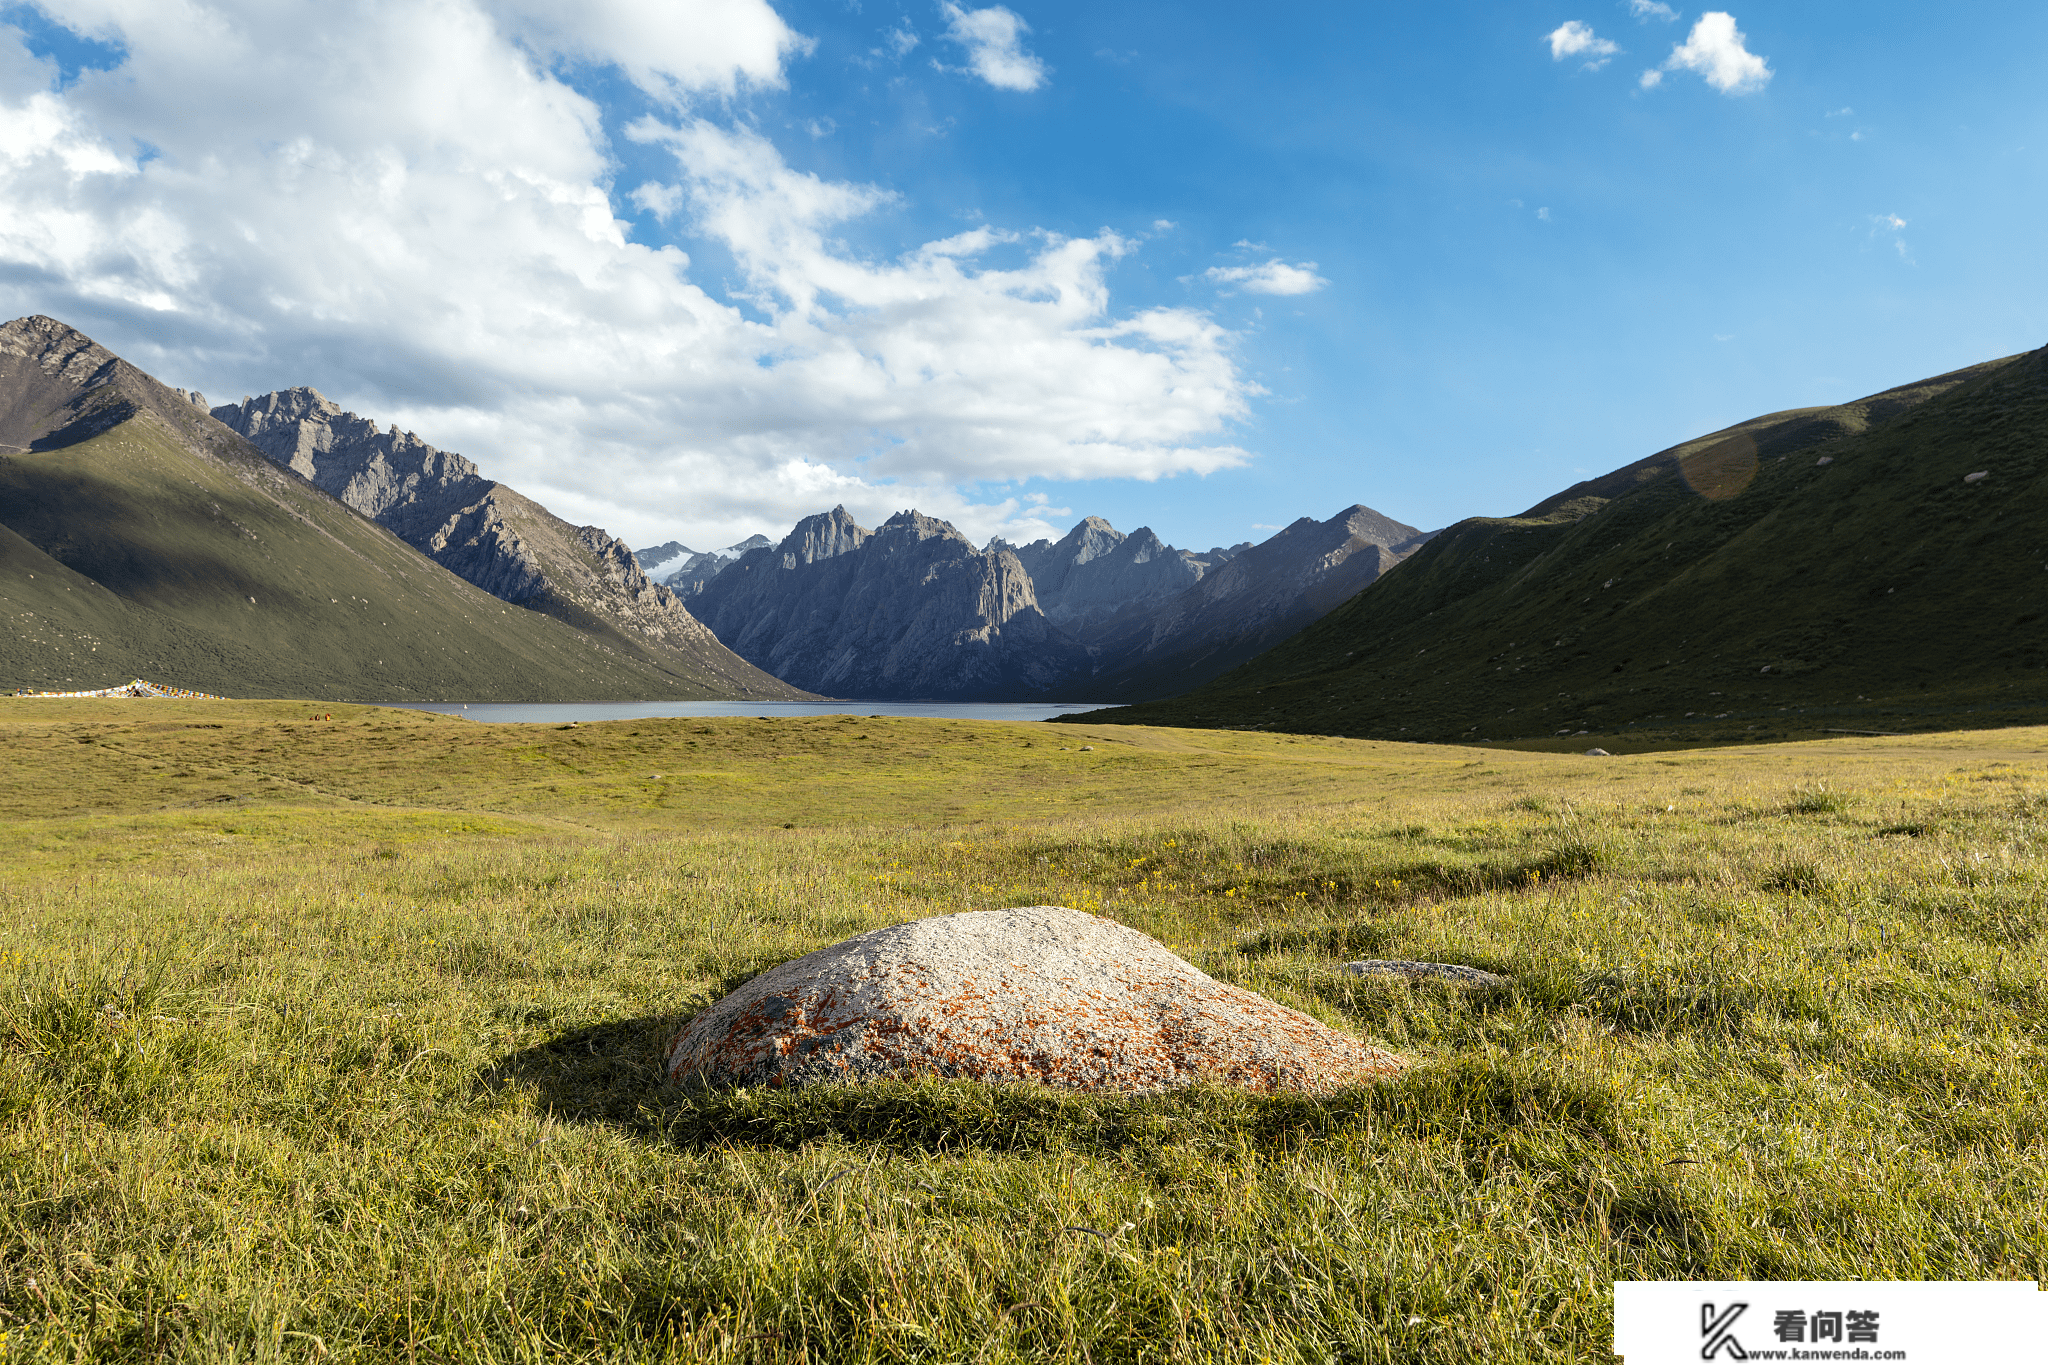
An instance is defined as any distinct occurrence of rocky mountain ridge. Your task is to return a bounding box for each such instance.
[690,507,1087,700]
[0,315,790,700]
[635,535,773,596]
[1081,504,1430,701]
[667,501,1427,701]
[211,387,799,699]
[1004,517,1208,630]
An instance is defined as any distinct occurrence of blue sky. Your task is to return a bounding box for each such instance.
[1,1,2043,554]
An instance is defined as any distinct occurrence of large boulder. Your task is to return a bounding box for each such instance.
[665,905,1403,1093]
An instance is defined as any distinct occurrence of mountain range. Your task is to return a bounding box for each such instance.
[16,307,2034,740]
[0,312,1422,706]
[661,502,1426,701]
[0,317,801,701]
[636,536,774,598]
[1076,343,2048,741]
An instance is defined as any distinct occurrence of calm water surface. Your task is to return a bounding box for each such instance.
[386,701,1122,724]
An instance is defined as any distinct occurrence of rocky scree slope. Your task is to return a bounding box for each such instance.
[212,388,802,700]
[1075,346,2048,741]
[0,315,767,700]
[689,506,1089,700]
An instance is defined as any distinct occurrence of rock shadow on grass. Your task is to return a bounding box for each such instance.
[483,1015,683,1127]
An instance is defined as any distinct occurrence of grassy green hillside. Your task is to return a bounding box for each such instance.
[1077,346,2048,748]
[0,409,788,702]
[1,314,802,702]
[1,702,2044,1360]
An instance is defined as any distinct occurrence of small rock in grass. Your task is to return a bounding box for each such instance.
[1584,747,1611,756]
[1341,960,1508,988]
[666,905,1404,1094]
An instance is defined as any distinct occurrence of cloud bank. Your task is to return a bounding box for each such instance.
[0,0,1250,548]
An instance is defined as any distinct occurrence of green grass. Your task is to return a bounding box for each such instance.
[1085,344,2048,746]
[1,701,2045,1361]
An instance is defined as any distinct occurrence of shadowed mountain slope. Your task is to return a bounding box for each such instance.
[1079,504,1429,702]
[690,506,1088,700]
[0,316,791,700]
[1072,347,2048,741]
[211,388,800,699]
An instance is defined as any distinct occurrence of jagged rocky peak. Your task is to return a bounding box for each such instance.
[647,533,776,595]
[635,540,695,571]
[688,504,1080,701]
[1019,515,1207,629]
[779,505,871,567]
[207,383,804,695]
[1059,515,1124,565]
[1332,503,1430,551]
[0,315,255,452]
[1119,527,1175,563]
[1007,516,1116,582]
[860,509,984,564]
[1077,500,1428,701]
[214,386,343,468]
[212,388,483,519]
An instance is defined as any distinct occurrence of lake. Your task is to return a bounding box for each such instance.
[385,700,1123,724]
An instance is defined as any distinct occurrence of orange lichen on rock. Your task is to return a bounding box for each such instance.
[665,905,1403,1094]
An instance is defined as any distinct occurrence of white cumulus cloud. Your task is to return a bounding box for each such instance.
[1547,20,1619,67]
[938,3,1047,92]
[0,0,1254,550]
[1202,259,1328,296]
[489,0,807,103]
[1626,0,1679,20]
[1642,12,1771,94]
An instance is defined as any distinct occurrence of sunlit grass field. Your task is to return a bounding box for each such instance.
[2,700,2044,1362]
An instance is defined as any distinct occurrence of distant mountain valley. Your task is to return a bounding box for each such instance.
[6,309,2040,734]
